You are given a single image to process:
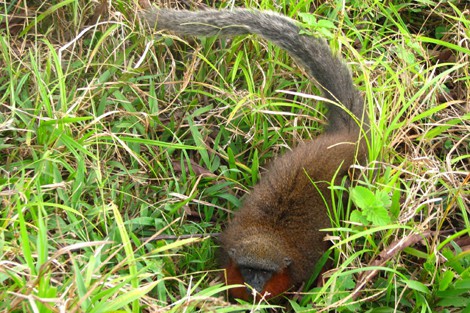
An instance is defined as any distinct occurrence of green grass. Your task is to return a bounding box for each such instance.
[1,0,469,312]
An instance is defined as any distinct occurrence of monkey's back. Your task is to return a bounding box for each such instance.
[221,131,362,284]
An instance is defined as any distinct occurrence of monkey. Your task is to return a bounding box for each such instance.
[140,8,368,300]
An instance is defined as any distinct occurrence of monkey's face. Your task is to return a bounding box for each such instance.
[225,259,293,300]
[223,239,294,300]
[239,267,273,292]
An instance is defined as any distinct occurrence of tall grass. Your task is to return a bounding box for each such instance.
[1,0,469,312]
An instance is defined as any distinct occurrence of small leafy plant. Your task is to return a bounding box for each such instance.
[350,186,393,227]
[298,13,337,39]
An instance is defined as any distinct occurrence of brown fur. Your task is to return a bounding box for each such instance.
[220,131,365,299]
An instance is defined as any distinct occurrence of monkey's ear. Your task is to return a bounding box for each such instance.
[283,257,292,267]
[228,248,237,258]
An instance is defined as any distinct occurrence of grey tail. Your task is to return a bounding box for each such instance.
[141,8,366,133]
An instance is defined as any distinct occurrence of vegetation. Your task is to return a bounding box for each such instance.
[1,0,469,312]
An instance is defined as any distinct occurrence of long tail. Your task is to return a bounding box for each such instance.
[140,8,365,133]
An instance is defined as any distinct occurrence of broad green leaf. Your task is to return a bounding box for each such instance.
[363,206,391,226]
[350,186,376,210]
[439,271,455,291]
[404,279,430,295]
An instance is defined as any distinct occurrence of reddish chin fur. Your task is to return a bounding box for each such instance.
[225,262,292,301]
[225,262,250,300]
[260,269,291,300]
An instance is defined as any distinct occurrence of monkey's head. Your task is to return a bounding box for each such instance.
[221,230,296,300]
